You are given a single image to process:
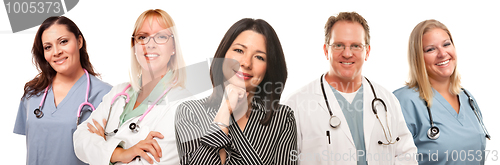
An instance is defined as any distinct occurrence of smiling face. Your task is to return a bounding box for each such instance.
[222,30,267,92]
[422,28,457,82]
[324,21,370,82]
[42,24,83,75]
[134,16,175,77]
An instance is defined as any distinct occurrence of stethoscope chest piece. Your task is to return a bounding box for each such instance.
[129,123,140,133]
[427,126,440,140]
[34,108,43,118]
[330,116,341,128]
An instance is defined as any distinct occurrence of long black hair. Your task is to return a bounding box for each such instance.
[207,18,287,126]
[23,16,98,98]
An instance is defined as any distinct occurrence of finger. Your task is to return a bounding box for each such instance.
[146,131,164,140]
[93,119,105,136]
[151,139,162,159]
[139,151,154,164]
[138,142,160,162]
[102,119,107,128]
[87,122,97,133]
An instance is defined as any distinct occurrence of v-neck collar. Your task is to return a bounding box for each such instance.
[48,73,87,113]
[433,88,465,125]
[119,71,174,125]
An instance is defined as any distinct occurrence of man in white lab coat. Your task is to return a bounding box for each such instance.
[282,12,417,165]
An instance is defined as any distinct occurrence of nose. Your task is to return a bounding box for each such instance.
[53,45,62,57]
[341,47,353,59]
[436,47,447,58]
[146,38,156,49]
[239,54,252,70]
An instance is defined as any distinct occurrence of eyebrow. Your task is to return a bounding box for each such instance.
[43,36,66,45]
[234,43,267,54]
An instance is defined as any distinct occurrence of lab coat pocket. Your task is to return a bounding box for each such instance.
[299,137,330,163]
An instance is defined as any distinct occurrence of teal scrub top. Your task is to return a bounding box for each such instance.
[330,85,367,165]
[394,86,486,165]
[14,74,112,165]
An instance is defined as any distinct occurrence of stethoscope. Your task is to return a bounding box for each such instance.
[425,88,491,140]
[104,83,173,136]
[320,74,400,145]
[34,69,94,125]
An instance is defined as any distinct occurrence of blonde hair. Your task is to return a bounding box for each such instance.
[129,9,186,92]
[406,19,461,107]
[324,12,370,45]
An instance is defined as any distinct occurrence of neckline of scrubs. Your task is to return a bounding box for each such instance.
[47,73,88,113]
[119,71,174,125]
[432,88,466,125]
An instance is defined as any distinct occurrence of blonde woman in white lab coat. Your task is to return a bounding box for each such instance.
[73,9,191,165]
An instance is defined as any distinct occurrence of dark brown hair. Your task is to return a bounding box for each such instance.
[23,16,98,98]
[324,12,370,45]
[207,18,288,126]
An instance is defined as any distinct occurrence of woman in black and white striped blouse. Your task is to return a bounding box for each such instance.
[175,18,297,165]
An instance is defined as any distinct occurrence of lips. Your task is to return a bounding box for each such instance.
[234,70,253,80]
[144,54,159,60]
[54,57,68,64]
[436,59,450,66]
[340,62,354,65]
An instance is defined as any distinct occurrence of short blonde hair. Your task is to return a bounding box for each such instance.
[406,19,461,107]
[129,9,186,92]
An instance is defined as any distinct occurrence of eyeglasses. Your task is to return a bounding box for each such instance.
[328,43,366,52]
[133,32,174,45]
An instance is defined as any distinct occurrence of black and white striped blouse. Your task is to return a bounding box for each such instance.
[175,97,297,165]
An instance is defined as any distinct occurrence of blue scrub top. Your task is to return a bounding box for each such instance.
[330,85,367,165]
[14,74,112,165]
[394,86,486,165]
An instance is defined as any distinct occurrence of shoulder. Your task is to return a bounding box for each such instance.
[273,104,296,124]
[282,77,319,103]
[178,97,208,112]
[89,75,112,91]
[392,86,421,103]
[168,86,195,103]
[365,80,400,101]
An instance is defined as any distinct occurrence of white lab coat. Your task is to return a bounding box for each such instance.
[282,76,417,165]
[74,83,193,165]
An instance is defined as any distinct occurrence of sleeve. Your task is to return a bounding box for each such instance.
[73,87,123,165]
[391,95,418,165]
[175,102,234,165]
[274,106,298,165]
[13,97,28,135]
[281,95,302,156]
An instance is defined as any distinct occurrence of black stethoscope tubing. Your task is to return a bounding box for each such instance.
[426,88,491,140]
[320,74,399,145]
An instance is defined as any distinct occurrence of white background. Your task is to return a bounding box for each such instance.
[1,0,499,164]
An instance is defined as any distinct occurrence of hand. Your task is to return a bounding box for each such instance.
[110,131,164,164]
[87,119,107,140]
[223,84,248,114]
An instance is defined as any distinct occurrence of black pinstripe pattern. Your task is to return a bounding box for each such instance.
[175,97,297,165]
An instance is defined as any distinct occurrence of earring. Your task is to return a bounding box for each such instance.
[172,52,175,55]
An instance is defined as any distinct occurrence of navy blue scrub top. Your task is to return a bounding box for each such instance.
[14,74,112,165]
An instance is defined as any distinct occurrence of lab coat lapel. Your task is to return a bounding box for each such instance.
[316,76,355,147]
[362,77,376,152]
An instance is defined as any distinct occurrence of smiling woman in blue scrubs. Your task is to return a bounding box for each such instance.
[13,16,112,165]
[393,19,488,165]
